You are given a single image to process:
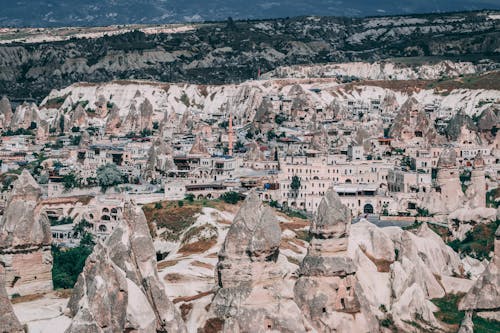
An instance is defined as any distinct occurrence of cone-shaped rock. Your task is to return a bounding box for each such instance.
[66,201,186,333]
[0,170,53,296]
[0,265,23,333]
[294,188,375,332]
[206,192,310,332]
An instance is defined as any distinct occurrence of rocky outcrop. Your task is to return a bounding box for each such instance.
[0,265,24,333]
[105,104,121,134]
[423,147,464,215]
[144,139,176,180]
[0,96,13,129]
[445,112,478,143]
[206,191,310,332]
[189,136,209,156]
[389,97,444,147]
[70,104,87,128]
[294,189,376,332]
[10,102,40,130]
[478,105,499,132]
[458,225,500,318]
[465,152,486,208]
[66,201,186,333]
[348,220,474,332]
[0,170,53,296]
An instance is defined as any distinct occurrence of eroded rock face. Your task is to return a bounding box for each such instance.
[294,189,376,333]
[459,225,500,315]
[189,136,210,156]
[423,147,464,215]
[0,170,53,296]
[66,201,186,333]
[466,152,487,208]
[0,96,13,129]
[389,97,444,147]
[445,112,478,142]
[105,104,121,134]
[478,105,499,132]
[10,102,41,130]
[0,265,24,333]
[208,192,310,332]
[144,139,176,180]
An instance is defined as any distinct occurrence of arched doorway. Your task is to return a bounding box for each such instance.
[363,203,374,214]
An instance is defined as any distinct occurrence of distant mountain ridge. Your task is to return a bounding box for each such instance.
[0,11,499,100]
[1,0,500,27]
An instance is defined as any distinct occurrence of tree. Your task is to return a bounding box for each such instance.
[267,130,277,141]
[63,172,79,191]
[52,218,94,289]
[59,115,65,133]
[220,191,240,204]
[291,175,301,191]
[96,163,125,191]
[185,193,195,202]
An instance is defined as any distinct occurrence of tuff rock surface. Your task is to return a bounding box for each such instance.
[0,265,24,333]
[294,189,376,333]
[459,225,500,317]
[65,201,186,333]
[0,170,53,296]
[389,97,444,147]
[206,191,311,332]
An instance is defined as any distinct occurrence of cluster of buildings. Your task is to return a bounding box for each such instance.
[0,86,497,245]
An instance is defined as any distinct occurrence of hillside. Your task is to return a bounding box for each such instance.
[0,11,499,101]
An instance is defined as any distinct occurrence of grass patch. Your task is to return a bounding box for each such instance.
[295,229,312,243]
[473,315,500,333]
[432,293,500,333]
[448,219,499,260]
[432,294,465,327]
[143,201,202,241]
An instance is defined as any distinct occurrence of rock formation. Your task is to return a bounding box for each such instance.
[66,201,186,333]
[10,102,40,130]
[445,112,479,143]
[189,136,210,156]
[478,105,498,133]
[0,96,13,129]
[389,97,444,147]
[105,104,121,134]
[0,265,24,333]
[70,104,87,128]
[466,151,486,208]
[206,191,310,332]
[144,139,176,180]
[423,147,464,215]
[458,225,500,321]
[0,170,53,296]
[294,189,376,332]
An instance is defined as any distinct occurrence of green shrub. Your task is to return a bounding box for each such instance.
[52,245,92,289]
[220,191,241,204]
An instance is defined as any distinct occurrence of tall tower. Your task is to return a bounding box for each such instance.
[228,112,234,156]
